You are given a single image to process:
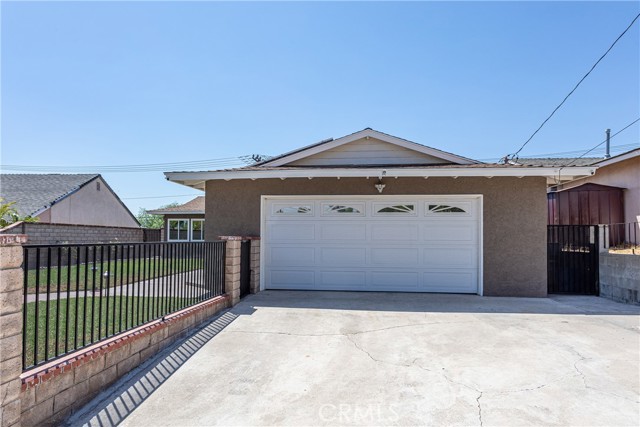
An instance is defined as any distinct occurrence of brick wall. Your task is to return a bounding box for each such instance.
[0,222,144,245]
[600,253,640,305]
[20,297,230,426]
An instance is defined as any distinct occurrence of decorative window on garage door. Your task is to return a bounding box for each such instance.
[273,205,313,215]
[428,204,466,213]
[374,204,416,215]
[321,203,364,216]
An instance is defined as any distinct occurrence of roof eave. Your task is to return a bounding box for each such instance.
[165,166,597,189]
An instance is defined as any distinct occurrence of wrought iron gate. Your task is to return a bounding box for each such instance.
[240,240,251,298]
[547,225,599,295]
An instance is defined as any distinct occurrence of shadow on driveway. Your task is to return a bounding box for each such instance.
[64,310,240,427]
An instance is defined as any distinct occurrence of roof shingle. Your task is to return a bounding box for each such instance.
[0,174,100,217]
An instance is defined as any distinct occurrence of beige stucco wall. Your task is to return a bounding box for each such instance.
[562,156,640,224]
[48,177,139,227]
[205,176,548,297]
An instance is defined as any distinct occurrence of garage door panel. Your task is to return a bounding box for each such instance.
[319,271,367,288]
[371,224,420,241]
[320,224,367,240]
[423,247,476,268]
[270,270,315,288]
[371,271,419,290]
[269,223,315,241]
[270,247,315,266]
[320,247,366,265]
[423,224,475,242]
[371,247,420,266]
[422,271,477,292]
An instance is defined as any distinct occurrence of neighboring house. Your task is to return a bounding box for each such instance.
[165,128,595,297]
[0,174,139,228]
[147,196,205,242]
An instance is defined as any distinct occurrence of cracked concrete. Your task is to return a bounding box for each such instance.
[70,291,640,426]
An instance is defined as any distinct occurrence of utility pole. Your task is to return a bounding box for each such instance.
[605,128,611,158]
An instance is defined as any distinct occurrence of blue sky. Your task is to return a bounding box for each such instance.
[2,1,639,215]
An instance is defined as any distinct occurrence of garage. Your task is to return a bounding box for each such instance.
[167,128,596,296]
[262,195,482,294]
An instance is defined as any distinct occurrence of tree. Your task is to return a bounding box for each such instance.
[136,202,180,229]
[0,198,39,228]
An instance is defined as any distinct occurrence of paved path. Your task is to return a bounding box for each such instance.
[26,270,210,303]
[67,291,640,426]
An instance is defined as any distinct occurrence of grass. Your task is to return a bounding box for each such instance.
[23,295,200,369]
[25,257,203,294]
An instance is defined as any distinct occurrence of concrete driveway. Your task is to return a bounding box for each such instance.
[68,291,640,426]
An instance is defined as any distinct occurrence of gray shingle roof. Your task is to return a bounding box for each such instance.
[0,174,100,217]
[514,158,602,167]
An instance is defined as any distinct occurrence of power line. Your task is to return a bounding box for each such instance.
[0,157,248,173]
[504,12,640,162]
[479,142,639,162]
[559,117,640,170]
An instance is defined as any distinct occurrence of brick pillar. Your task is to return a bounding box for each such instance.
[249,239,260,294]
[219,237,242,306]
[0,235,26,427]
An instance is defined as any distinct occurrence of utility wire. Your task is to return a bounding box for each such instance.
[0,157,248,173]
[504,12,640,162]
[559,117,640,170]
[479,142,639,162]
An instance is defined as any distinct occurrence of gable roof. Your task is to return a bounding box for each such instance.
[257,128,479,167]
[147,196,205,215]
[164,129,598,189]
[0,174,139,226]
[0,174,101,217]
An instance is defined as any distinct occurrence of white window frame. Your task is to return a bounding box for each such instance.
[167,219,190,242]
[190,219,205,241]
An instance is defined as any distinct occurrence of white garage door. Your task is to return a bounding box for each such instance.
[262,196,482,294]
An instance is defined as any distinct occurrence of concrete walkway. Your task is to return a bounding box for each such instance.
[26,270,209,303]
[67,291,640,426]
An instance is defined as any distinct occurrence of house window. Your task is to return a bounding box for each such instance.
[168,219,189,241]
[191,219,204,241]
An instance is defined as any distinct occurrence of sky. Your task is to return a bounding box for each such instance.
[2,1,639,215]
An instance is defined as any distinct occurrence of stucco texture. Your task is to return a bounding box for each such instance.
[205,177,548,297]
[46,177,139,228]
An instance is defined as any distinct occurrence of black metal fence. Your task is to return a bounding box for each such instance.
[548,225,599,295]
[22,241,225,371]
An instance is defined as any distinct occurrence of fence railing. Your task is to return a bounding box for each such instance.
[603,222,639,251]
[22,241,225,371]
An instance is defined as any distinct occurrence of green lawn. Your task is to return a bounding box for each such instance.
[24,295,199,368]
[25,257,203,294]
